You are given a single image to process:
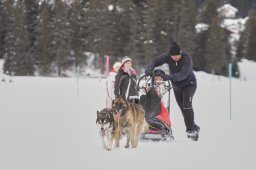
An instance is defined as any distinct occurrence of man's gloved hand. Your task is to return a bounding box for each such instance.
[161,74,172,81]
[145,68,153,76]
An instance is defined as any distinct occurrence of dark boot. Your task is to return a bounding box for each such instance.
[163,128,174,142]
[186,125,200,141]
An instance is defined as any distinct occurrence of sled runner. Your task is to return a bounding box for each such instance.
[137,69,174,142]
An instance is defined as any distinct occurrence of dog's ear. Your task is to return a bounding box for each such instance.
[96,110,99,115]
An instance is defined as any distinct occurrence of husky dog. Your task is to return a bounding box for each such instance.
[96,108,120,151]
[112,97,146,148]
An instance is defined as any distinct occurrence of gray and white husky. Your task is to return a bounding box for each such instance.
[96,108,120,151]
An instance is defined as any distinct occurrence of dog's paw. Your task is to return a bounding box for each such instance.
[125,145,129,149]
[106,148,111,151]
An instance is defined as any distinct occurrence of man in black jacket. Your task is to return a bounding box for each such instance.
[145,42,200,141]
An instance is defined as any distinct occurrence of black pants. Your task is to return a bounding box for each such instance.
[174,85,198,131]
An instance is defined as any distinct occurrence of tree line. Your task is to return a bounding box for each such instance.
[0,0,255,77]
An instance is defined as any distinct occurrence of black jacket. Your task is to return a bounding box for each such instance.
[114,67,138,99]
[146,52,196,90]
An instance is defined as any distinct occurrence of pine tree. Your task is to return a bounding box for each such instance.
[176,0,197,55]
[126,1,146,67]
[193,30,208,71]
[141,0,157,65]
[112,0,133,64]
[245,9,256,61]
[236,30,246,60]
[3,0,34,76]
[204,0,228,75]
[24,0,39,54]
[69,0,89,67]
[2,0,15,75]
[153,0,176,55]
[83,0,107,71]
[36,1,55,75]
[52,0,71,76]
[0,1,5,59]
[193,0,216,71]
[230,0,251,17]
[205,17,228,75]
[97,1,121,59]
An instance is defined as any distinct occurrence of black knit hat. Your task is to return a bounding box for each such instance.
[169,42,181,55]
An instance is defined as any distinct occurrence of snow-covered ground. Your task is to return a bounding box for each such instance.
[238,59,256,81]
[0,60,255,170]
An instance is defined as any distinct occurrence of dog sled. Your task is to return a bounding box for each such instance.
[137,69,174,142]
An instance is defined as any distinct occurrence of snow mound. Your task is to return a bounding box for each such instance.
[238,59,256,81]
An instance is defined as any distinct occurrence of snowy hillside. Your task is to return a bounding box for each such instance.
[0,59,256,170]
[238,59,256,81]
